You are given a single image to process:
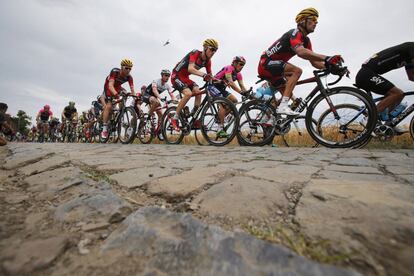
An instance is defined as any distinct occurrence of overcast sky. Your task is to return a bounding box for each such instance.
[1,0,413,124]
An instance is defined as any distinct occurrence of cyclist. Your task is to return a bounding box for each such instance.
[143,69,177,128]
[101,59,135,139]
[355,42,414,133]
[171,39,219,128]
[49,117,60,139]
[213,56,248,137]
[36,104,53,137]
[60,101,78,133]
[258,7,344,116]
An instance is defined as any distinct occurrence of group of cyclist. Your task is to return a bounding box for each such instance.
[23,7,413,145]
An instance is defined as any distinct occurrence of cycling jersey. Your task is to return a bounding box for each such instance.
[260,28,312,63]
[215,65,243,82]
[258,28,312,86]
[146,78,173,96]
[103,68,134,96]
[362,42,414,74]
[172,50,212,91]
[63,106,77,119]
[39,109,53,121]
[213,65,243,96]
[49,119,59,128]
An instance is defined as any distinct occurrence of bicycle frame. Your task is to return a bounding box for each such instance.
[369,91,414,127]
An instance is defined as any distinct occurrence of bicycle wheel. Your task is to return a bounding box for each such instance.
[200,97,239,146]
[236,100,276,146]
[137,113,154,144]
[409,115,414,141]
[161,107,185,144]
[306,87,377,148]
[118,107,137,144]
[280,116,319,147]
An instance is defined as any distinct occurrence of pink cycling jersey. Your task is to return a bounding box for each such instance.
[214,65,243,82]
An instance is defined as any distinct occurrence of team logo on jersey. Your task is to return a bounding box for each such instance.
[266,42,282,57]
[370,76,385,85]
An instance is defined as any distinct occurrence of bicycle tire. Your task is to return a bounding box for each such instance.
[137,113,154,144]
[161,107,185,144]
[410,115,414,141]
[236,99,276,146]
[200,97,239,146]
[118,107,137,144]
[306,87,377,148]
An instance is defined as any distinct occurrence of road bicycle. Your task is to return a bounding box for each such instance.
[99,91,138,144]
[161,81,240,146]
[237,64,377,148]
[339,89,414,148]
[137,96,178,144]
[236,88,318,147]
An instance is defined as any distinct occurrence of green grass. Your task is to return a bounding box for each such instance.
[244,223,353,264]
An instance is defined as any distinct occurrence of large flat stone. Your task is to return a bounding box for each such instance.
[147,167,229,200]
[110,167,175,188]
[193,176,289,219]
[102,207,358,276]
[1,236,68,275]
[246,164,320,183]
[18,155,69,176]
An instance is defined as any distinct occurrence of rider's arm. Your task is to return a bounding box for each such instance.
[225,73,242,93]
[128,76,135,95]
[152,83,161,99]
[237,79,247,93]
[168,87,176,101]
[188,62,206,78]
[108,79,118,97]
[295,45,326,62]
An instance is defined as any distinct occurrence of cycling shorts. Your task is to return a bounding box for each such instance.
[355,66,395,95]
[257,59,287,87]
[171,73,197,92]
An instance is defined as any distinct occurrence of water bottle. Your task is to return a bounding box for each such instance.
[379,108,389,121]
[254,86,273,101]
[389,102,407,118]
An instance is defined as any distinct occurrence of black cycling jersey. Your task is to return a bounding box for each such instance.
[63,106,77,118]
[363,42,414,74]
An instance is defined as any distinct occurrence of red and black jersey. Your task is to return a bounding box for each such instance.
[363,42,414,74]
[173,50,212,78]
[260,28,312,62]
[39,109,53,121]
[104,68,133,92]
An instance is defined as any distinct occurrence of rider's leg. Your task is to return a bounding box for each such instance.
[175,88,192,118]
[191,86,202,115]
[278,64,302,109]
[149,97,160,116]
[102,101,112,133]
[376,87,404,113]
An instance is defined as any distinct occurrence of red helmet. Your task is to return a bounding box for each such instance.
[232,56,246,64]
[44,104,50,109]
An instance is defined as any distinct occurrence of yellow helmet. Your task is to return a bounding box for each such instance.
[203,39,219,49]
[295,7,319,23]
[120,59,133,67]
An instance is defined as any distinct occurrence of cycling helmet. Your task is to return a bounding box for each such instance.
[295,7,319,23]
[161,69,171,75]
[203,39,219,49]
[232,56,246,65]
[121,59,133,67]
[69,101,75,107]
[44,104,50,109]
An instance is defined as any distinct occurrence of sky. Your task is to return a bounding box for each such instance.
[1,0,413,125]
